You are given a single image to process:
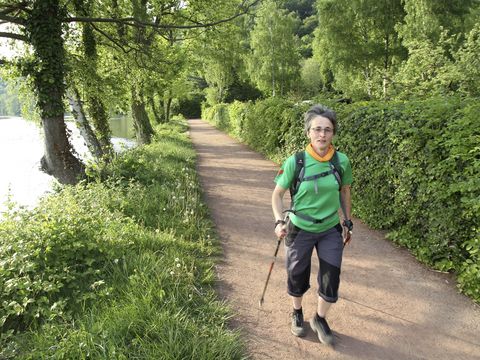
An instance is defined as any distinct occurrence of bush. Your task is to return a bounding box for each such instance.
[0,187,138,334]
[338,97,480,302]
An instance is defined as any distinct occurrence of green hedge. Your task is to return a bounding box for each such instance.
[202,97,480,303]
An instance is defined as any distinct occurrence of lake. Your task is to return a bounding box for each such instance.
[0,116,135,213]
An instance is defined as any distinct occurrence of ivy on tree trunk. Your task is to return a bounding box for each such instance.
[27,0,84,184]
[67,86,104,160]
[131,86,154,145]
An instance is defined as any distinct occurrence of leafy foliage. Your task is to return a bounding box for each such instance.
[341,99,480,302]
[313,0,405,99]
[246,0,301,97]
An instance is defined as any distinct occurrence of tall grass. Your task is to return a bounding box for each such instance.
[0,118,247,359]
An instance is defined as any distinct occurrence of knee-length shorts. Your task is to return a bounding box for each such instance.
[285,222,344,303]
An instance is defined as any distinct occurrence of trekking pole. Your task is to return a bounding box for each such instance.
[258,237,282,307]
[259,215,288,307]
[343,230,352,248]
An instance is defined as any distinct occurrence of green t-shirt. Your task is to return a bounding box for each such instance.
[274,151,353,233]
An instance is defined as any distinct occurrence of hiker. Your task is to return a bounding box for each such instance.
[271,104,353,345]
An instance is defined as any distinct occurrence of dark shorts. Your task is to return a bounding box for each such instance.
[285,221,343,302]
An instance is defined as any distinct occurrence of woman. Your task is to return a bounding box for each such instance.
[271,104,353,346]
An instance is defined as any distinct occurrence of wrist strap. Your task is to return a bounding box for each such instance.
[274,219,286,228]
[343,219,353,231]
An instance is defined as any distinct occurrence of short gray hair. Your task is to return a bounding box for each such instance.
[304,104,337,135]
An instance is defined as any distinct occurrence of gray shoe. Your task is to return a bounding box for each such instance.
[311,315,334,345]
[291,311,306,337]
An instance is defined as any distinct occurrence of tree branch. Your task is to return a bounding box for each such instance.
[90,23,137,54]
[0,31,27,42]
[0,1,29,16]
[66,0,260,29]
[0,14,26,25]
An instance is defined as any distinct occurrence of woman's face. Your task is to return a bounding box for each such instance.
[307,115,335,154]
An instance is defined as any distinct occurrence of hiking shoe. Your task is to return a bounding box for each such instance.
[291,311,306,337]
[311,315,334,345]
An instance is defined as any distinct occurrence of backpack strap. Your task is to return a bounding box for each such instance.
[329,151,343,190]
[286,209,338,224]
[289,151,305,208]
[330,151,348,221]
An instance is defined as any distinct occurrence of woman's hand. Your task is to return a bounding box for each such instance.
[275,221,287,239]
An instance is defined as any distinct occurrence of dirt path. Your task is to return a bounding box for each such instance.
[188,119,480,360]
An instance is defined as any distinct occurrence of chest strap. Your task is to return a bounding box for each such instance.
[301,169,336,194]
[301,169,335,182]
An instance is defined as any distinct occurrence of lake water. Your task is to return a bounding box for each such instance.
[0,116,135,213]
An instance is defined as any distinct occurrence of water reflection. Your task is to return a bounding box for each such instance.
[110,116,135,139]
[0,116,136,213]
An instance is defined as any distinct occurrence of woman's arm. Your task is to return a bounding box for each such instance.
[272,184,288,238]
[340,184,351,221]
[340,184,352,245]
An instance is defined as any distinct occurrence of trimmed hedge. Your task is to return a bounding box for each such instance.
[202,97,480,303]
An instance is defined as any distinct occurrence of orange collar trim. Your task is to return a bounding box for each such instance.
[306,143,335,162]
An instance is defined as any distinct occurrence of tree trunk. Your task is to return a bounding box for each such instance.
[28,0,84,184]
[383,34,390,99]
[86,94,113,159]
[131,86,154,144]
[363,67,372,99]
[164,96,173,123]
[148,96,163,124]
[67,87,104,160]
[40,116,85,184]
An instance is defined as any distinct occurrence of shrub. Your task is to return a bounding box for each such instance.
[0,185,138,333]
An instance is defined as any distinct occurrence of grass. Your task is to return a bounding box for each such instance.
[0,117,247,359]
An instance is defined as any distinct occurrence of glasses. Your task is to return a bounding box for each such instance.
[310,127,333,135]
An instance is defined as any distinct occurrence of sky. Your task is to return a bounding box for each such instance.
[0,23,22,60]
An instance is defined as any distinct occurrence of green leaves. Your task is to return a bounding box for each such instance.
[336,97,480,302]
[246,0,301,97]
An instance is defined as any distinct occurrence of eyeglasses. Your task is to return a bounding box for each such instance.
[310,127,333,135]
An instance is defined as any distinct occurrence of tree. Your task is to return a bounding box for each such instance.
[300,57,322,96]
[450,22,480,97]
[392,0,479,98]
[196,20,247,106]
[70,0,113,159]
[0,0,260,182]
[280,0,317,57]
[397,0,478,46]
[26,0,85,184]
[246,0,300,97]
[313,0,405,99]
